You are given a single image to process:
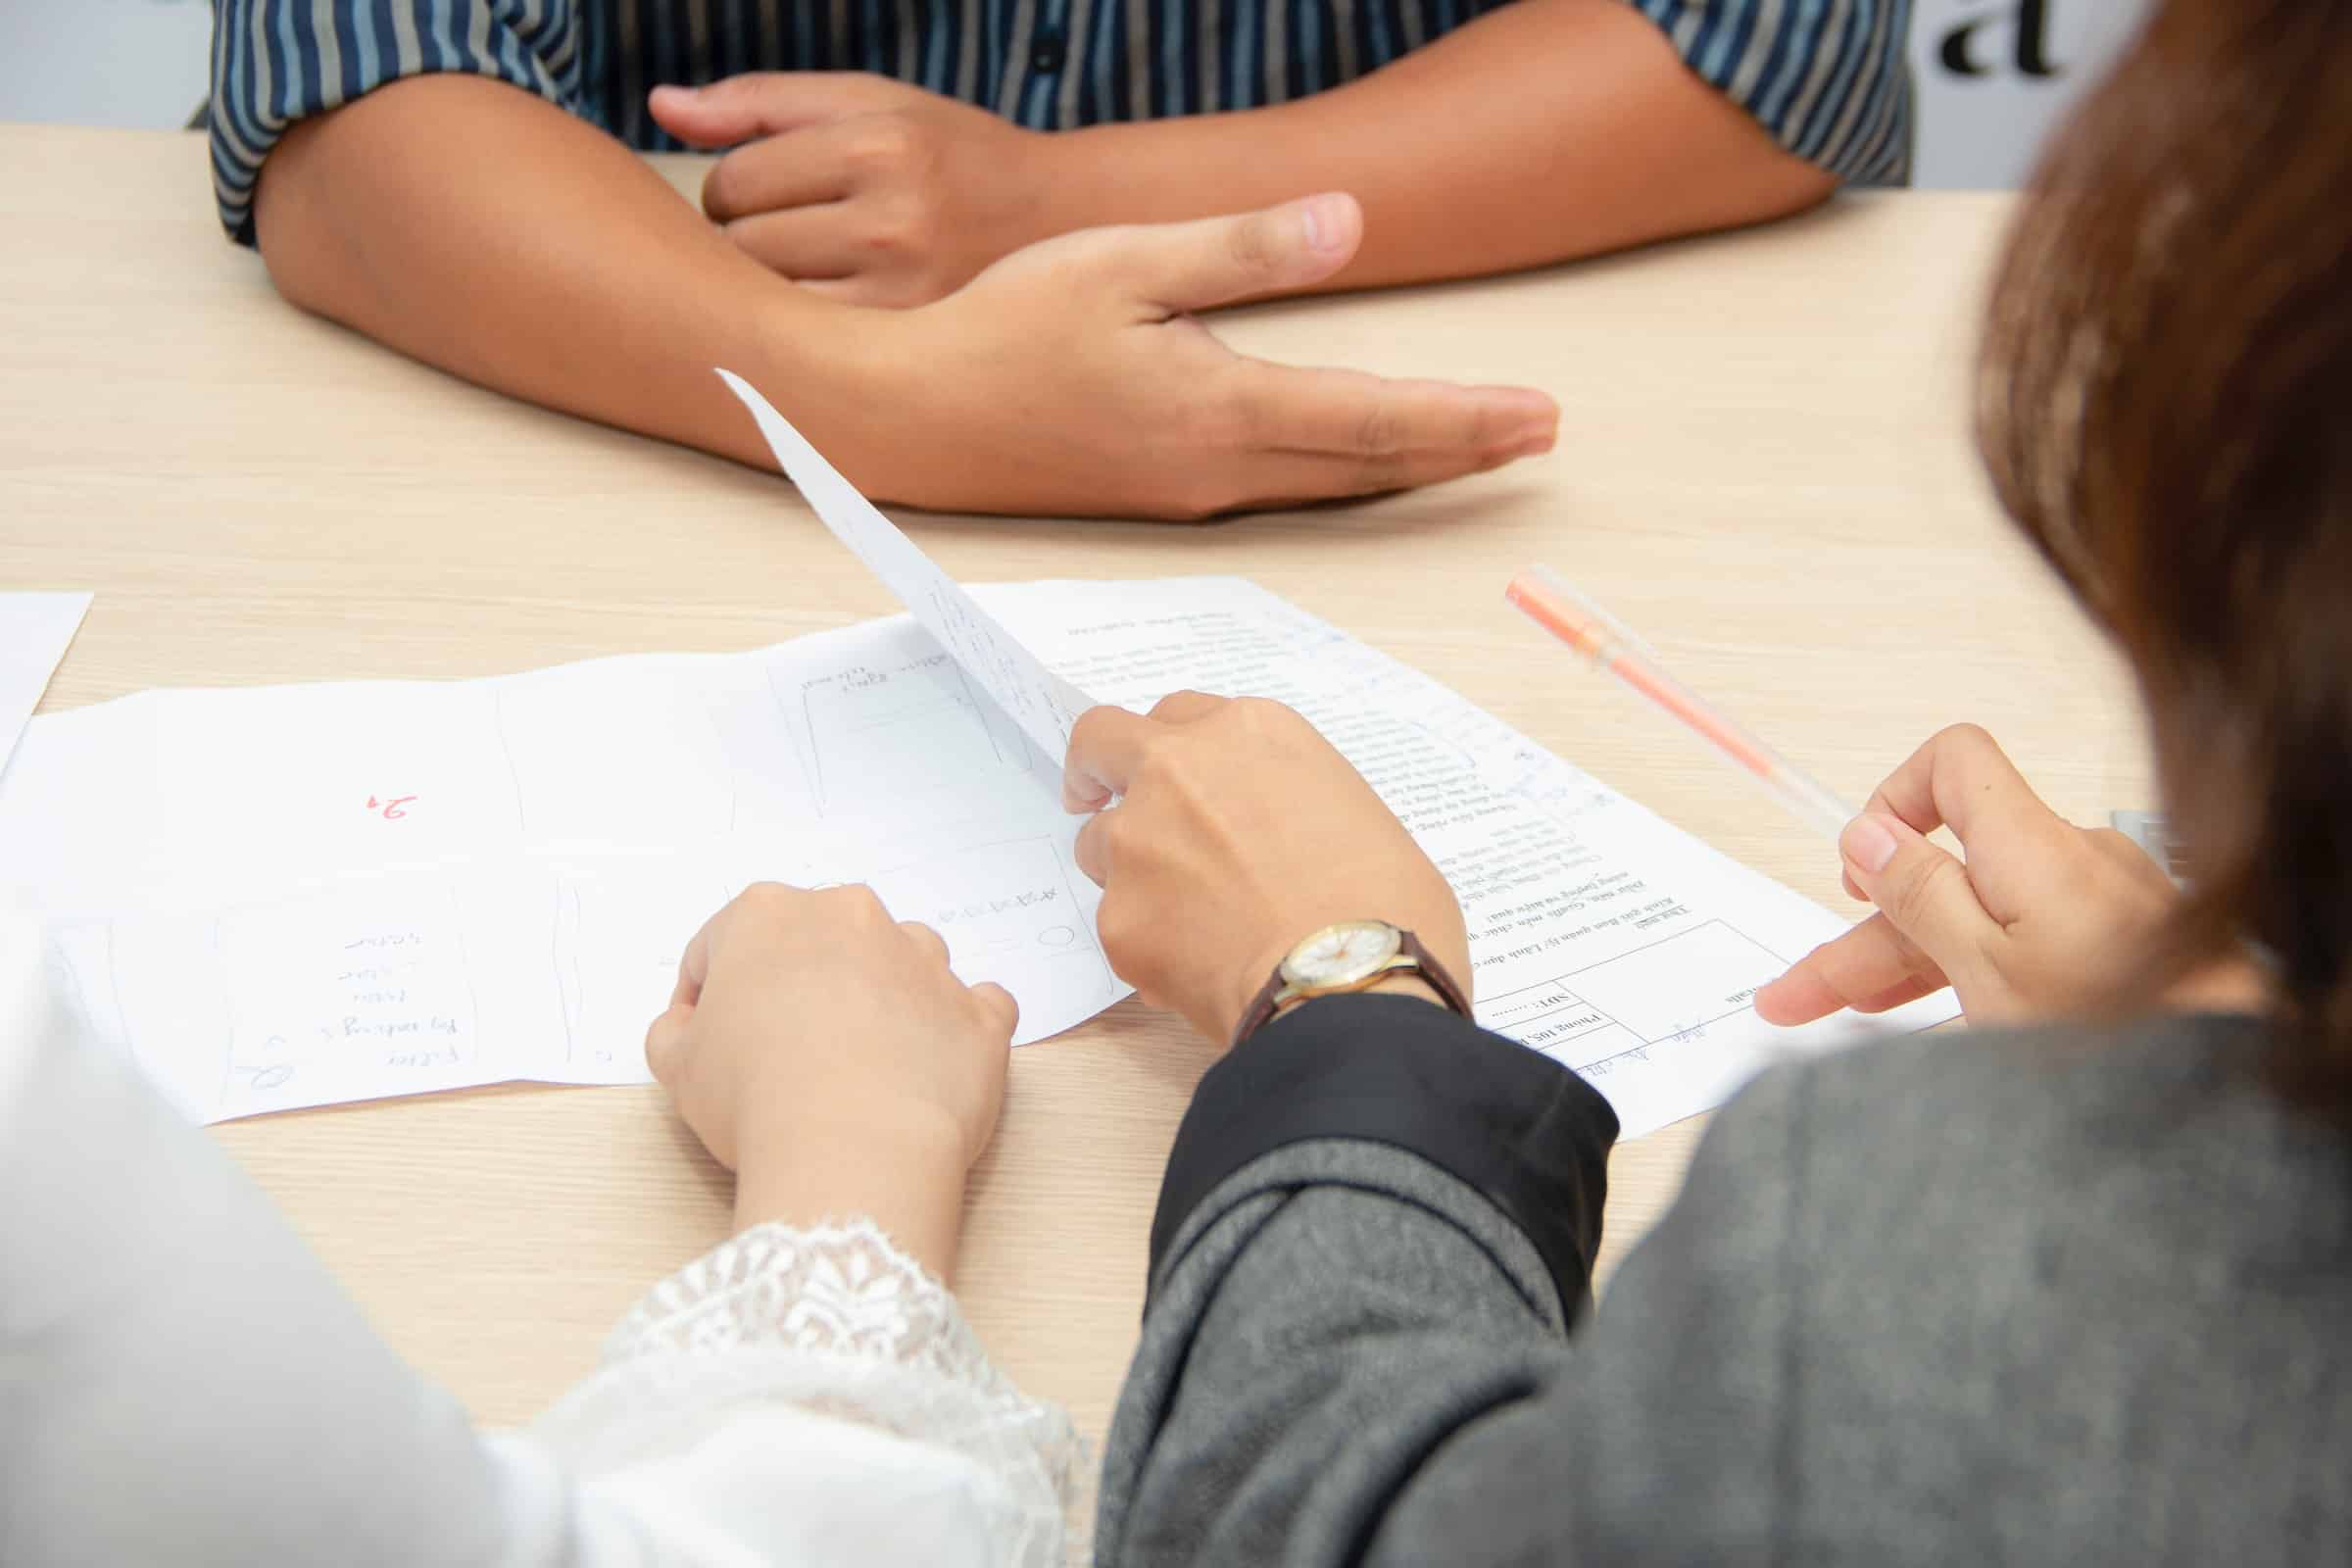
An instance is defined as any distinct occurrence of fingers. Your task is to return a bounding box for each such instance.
[649,911,712,1079]
[727,208,859,279]
[1184,364,1554,510]
[703,124,864,223]
[644,1002,694,1083]
[1243,365,1557,465]
[1063,705,1164,809]
[1219,437,1547,511]
[898,919,951,970]
[1061,695,1231,809]
[1116,193,1365,314]
[1147,690,1227,725]
[968,981,1020,1041]
[1864,723,2072,857]
[1073,806,1118,887]
[671,905,721,1007]
[649,73,899,147]
[1851,974,1945,1014]
[1752,911,1953,1026]
[1838,811,2003,993]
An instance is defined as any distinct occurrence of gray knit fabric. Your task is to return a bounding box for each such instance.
[1098,1013,2352,1564]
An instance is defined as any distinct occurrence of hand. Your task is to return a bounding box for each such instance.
[825,192,1556,517]
[645,883,1018,1276]
[1752,725,2180,1028]
[652,74,1054,308]
[1061,693,1469,1044]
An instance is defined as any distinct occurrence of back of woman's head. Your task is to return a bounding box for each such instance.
[1977,0,2352,1106]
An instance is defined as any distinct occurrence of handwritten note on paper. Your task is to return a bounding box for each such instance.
[715,369,1096,763]
[0,610,1126,1124]
[0,592,92,776]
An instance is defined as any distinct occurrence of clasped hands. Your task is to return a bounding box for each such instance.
[653,74,1061,308]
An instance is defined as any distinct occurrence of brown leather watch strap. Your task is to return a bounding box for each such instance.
[1397,928,1474,1018]
[1230,928,1472,1049]
[1232,966,1292,1050]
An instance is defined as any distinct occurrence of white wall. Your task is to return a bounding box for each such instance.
[0,0,212,130]
[1906,0,2157,188]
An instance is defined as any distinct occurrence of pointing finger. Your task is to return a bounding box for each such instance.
[1238,365,1556,465]
[1752,910,1952,1026]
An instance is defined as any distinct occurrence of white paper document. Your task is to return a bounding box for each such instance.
[3,374,1953,1129]
[2,614,1125,1123]
[1,568,1952,1131]
[718,370,1094,764]
[970,578,1960,1138]
[0,592,91,775]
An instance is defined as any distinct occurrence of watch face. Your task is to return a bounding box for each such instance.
[1282,920,1403,989]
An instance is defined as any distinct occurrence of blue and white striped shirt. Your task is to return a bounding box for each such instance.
[210,0,1912,244]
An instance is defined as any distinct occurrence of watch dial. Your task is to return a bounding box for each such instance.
[1284,920,1403,987]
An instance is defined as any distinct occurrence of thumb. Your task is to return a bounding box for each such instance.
[1113,193,1363,314]
[648,75,835,146]
[1841,812,2001,990]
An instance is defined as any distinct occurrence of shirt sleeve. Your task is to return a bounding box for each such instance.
[0,917,1076,1567]
[1094,993,1619,1564]
[1095,991,1810,1566]
[208,0,594,246]
[1622,0,1915,185]
[525,1217,1082,1565]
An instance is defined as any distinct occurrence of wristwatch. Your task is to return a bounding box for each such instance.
[1232,919,1472,1047]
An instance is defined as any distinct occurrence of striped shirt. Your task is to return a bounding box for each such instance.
[210,0,1913,244]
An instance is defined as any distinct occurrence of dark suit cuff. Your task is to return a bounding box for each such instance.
[1151,992,1620,1320]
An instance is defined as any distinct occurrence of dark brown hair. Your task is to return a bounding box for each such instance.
[1977,0,2352,1105]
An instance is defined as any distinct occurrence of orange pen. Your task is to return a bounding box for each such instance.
[1504,564,1856,842]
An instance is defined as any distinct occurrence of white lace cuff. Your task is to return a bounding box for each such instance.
[531,1218,1079,1566]
[608,1217,1011,1374]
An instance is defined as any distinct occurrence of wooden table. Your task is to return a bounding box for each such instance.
[1,126,2150,1542]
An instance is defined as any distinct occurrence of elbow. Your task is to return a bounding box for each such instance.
[1738,146,1841,225]
[250,113,352,319]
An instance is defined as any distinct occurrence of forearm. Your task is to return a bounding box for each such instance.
[254,74,873,470]
[1044,0,1835,289]
[1098,995,1618,1562]
[732,1113,970,1283]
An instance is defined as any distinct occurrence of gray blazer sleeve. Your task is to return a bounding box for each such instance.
[1097,995,1811,1566]
[1094,993,1623,1564]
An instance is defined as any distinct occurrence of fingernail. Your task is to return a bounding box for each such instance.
[1299,195,1345,256]
[1840,814,1899,875]
[1514,422,1556,456]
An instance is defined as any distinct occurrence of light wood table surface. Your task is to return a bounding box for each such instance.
[1,126,2151,1543]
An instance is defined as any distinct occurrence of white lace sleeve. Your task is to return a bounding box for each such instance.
[526,1218,1080,1568]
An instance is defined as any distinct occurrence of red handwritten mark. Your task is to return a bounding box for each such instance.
[365,795,417,820]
